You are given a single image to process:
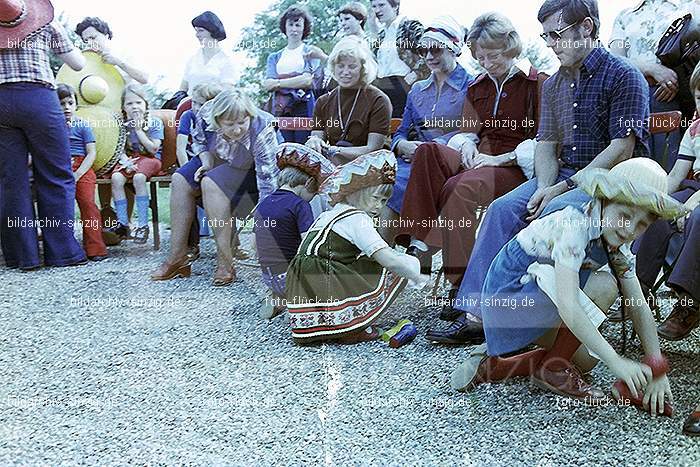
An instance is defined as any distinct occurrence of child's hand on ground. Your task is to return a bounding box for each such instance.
[407,273,431,290]
[643,375,673,416]
[609,355,652,398]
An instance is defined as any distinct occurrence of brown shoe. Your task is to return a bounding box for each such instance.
[533,361,607,401]
[683,411,700,437]
[451,344,488,392]
[657,302,700,341]
[212,263,236,286]
[151,257,191,281]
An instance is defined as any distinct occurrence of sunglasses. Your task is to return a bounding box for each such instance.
[417,46,446,58]
[539,20,581,43]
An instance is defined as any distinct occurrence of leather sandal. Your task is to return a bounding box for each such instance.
[151,257,191,281]
[212,262,236,286]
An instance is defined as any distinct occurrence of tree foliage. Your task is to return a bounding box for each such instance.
[236,0,350,104]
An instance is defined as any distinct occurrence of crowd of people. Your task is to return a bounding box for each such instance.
[1,0,699,437]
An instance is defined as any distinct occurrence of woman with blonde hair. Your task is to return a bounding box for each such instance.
[305,35,392,165]
[395,13,548,335]
[151,89,282,285]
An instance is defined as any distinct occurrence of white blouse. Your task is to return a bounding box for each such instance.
[376,15,411,79]
[183,48,239,95]
[306,203,389,258]
[276,45,306,76]
[516,199,635,278]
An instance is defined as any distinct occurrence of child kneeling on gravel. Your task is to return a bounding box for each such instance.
[451,158,688,416]
[254,143,335,319]
[286,150,430,344]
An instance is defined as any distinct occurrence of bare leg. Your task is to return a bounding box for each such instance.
[111,172,127,202]
[167,173,197,263]
[201,177,233,268]
[132,173,148,197]
[534,270,619,372]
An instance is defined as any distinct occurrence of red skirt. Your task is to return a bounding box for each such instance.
[115,155,162,179]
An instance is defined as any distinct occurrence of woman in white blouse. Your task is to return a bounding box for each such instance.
[180,11,239,96]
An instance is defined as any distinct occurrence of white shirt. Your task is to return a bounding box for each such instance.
[678,126,700,176]
[306,203,389,258]
[276,44,306,76]
[183,48,239,95]
[376,15,411,79]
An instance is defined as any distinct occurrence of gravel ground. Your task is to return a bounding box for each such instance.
[1,228,699,466]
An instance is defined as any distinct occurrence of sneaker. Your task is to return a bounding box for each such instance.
[103,223,129,243]
[132,225,149,244]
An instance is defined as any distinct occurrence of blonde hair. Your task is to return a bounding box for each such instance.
[327,36,378,86]
[467,12,522,59]
[691,61,700,93]
[340,184,393,207]
[191,82,226,103]
[204,89,258,130]
[278,166,315,190]
[121,83,150,120]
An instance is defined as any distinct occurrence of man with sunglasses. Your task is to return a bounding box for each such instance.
[441,0,651,346]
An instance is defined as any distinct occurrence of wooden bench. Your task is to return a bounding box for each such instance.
[98,115,404,250]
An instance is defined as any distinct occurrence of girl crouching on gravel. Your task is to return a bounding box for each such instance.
[286,150,429,344]
[451,158,688,416]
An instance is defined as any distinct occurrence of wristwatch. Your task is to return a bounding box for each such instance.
[564,177,576,190]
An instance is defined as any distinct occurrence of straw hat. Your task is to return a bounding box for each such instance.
[75,105,126,176]
[320,149,396,204]
[56,51,125,112]
[572,158,690,220]
[276,143,336,187]
[0,0,53,48]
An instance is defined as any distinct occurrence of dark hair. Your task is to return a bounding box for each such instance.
[337,2,368,28]
[372,0,401,13]
[56,83,77,101]
[537,0,599,40]
[279,5,313,39]
[75,17,113,40]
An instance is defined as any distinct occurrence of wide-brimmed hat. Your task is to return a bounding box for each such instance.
[191,11,226,41]
[56,50,125,112]
[572,158,689,220]
[0,0,53,48]
[320,149,396,204]
[276,143,336,187]
[75,105,127,176]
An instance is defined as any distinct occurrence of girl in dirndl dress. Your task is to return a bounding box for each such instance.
[286,150,429,344]
[451,158,689,417]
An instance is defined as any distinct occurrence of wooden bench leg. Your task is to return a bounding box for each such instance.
[150,182,160,250]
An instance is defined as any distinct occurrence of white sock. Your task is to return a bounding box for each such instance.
[409,238,428,252]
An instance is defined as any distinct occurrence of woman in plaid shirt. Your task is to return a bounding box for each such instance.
[0,0,88,270]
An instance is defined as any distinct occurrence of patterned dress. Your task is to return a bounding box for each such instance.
[286,207,406,342]
[480,191,635,356]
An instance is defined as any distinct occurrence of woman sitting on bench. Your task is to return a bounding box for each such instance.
[151,89,282,286]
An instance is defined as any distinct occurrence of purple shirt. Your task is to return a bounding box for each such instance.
[254,189,314,269]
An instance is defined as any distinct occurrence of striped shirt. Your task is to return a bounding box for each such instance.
[0,22,75,88]
[537,47,650,170]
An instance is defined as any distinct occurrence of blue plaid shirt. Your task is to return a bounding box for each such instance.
[537,47,650,170]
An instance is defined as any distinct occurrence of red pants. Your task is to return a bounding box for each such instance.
[399,143,526,286]
[73,157,107,257]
